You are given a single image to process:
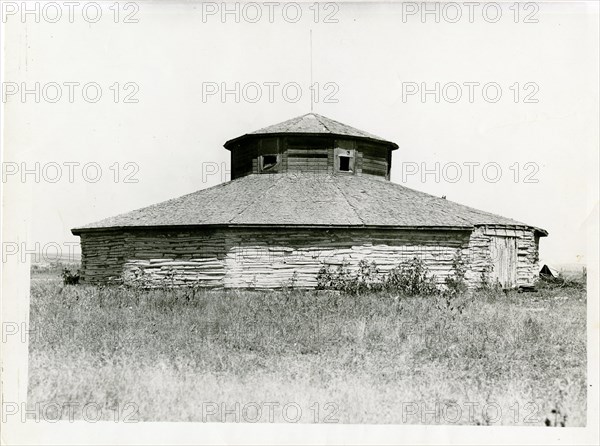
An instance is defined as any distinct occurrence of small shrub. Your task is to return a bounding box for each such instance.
[281,271,299,296]
[353,260,382,295]
[444,251,468,297]
[61,268,80,285]
[318,257,439,297]
[316,260,383,296]
[316,264,346,291]
[384,257,439,296]
[476,265,502,292]
[287,271,298,290]
[437,252,470,317]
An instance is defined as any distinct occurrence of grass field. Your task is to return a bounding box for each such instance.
[27,268,587,425]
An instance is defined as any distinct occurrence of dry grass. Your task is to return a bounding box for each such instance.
[27,271,586,425]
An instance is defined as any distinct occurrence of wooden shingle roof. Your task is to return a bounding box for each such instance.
[224,113,399,149]
[72,173,547,235]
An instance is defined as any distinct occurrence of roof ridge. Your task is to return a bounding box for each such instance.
[228,174,283,223]
[334,177,367,226]
[321,113,389,141]
[312,113,332,133]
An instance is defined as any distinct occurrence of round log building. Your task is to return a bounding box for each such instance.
[72,113,547,289]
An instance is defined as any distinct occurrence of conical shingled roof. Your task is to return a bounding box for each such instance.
[224,113,399,149]
[72,173,547,235]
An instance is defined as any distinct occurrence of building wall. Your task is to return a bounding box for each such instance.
[229,136,392,179]
[222,228,469,289]
[466,226,540,288]
[78,226,540,289]
[356,140,390,178]
[78,228,226,285]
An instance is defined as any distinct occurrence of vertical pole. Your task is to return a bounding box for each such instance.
[310,29,314,112]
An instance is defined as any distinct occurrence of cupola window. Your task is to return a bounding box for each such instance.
[335,149,355,173]
[260,154,279,172]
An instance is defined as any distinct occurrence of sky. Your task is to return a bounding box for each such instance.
[2,1,599,266]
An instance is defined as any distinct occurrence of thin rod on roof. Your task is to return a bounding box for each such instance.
[310,29,313,113]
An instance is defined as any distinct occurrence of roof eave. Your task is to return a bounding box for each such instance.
[223,132,399,150]
[72,224,548,236]
[72,223,472,235]
[475,223,548,237]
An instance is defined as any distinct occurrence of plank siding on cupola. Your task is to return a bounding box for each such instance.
[230,136,392,179]
[285,136,331,174]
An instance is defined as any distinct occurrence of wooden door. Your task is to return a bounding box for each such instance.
[490,237,517,289]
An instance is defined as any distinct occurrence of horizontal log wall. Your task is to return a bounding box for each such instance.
[79,226,540,289]
[466,226,539,287]
[123,258,225,288]
[79,231,127,283]
[465,227,492,285]
[357,141,390,178]
[284,136,331,173]
[515,230,539,286]
[223,228,469,289]
[79,229,226,284]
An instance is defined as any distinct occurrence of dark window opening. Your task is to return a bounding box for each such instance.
[339,156,351,172]
[261,154,278,171]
